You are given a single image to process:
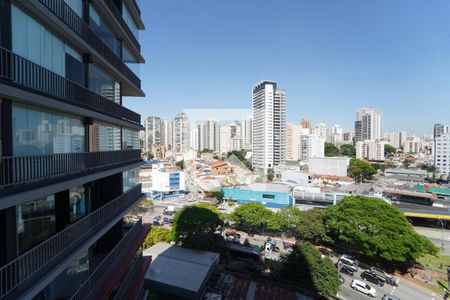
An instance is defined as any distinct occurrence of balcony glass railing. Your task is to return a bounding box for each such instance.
[0,150,142,191]
[37,0,141,89]
[0,47,140,124]
[0,185,143,299]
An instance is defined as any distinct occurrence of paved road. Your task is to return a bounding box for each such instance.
[338,268,440,300]
[414,226,450,256]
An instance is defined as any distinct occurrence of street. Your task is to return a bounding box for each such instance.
[337,263,439,300]
[414,226,450,256]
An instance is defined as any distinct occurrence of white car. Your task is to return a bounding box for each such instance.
[351,279,377,298]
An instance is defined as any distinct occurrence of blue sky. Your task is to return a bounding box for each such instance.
[123,0,450,134]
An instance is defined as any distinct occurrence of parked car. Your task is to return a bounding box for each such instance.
[340,255,359,266]
[339,275,345,284]
[318,247,334,257]
[351,279,377,298]
[371,267,399,286]
[361,271,385,287]
[339,264,355,276]
[338,259,358,272]
[152,221,160,226]
[382,294,400,300]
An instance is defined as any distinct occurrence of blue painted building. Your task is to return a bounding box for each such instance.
[223,183,293,208]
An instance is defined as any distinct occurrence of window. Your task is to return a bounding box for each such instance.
[122,44,140,75]
[70,186,86,223]
[88,64,121,103]
[17,195,56,254]
[262,194,275,199]
[12,104,85,156]
[123,168,139,192]
[122,2,139,39]
[89,4,121,56]
[12,5,65,76]
[123,128,140,150]
[89,122,121,152]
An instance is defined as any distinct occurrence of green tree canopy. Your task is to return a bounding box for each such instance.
[384,144,397,157]
[325,142,340,157]
[172,203,224,252]
[143,227,172,249]
[231,202,273,227]
[227,150,253,171]
[348,158,376,182]
[280,242,340,297]
[267,168,274,182]
[200,148,213,154]
[296,209,326,242]
[340,144,356,157]
[324,196,438,265]
[175,160,185,170]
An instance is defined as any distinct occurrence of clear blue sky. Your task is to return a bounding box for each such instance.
[123,0,450,134]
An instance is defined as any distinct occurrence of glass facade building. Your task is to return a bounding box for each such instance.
[0,0,148,299]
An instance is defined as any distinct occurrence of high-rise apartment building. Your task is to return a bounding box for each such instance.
[242,115,253,150]
[300,118,312,129]
[198,120,220,152]
[144,116,162,153]
[313,123,327,140]
[435,133,450,176]
[434,123,449,139]
[356,140,387,161]
[285,123,301,161]
[172,112,190,152]
[220,125,232,153]
[354,107,383,142]
[252,80,286,174]
[299,135,325,161]
[0,1,148,299]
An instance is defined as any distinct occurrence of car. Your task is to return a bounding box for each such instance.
[163,219,170,225]
[338,259,358,272]
[351,279,377,298]
[340,264,355,276]
[361,271,385,287]
[152,221,160,226]
[382,294,400,300]
[341,255,359,266]
[318,247,333,257]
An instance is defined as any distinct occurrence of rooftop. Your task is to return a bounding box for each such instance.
[144,243,219,297]
[231,183,290,193]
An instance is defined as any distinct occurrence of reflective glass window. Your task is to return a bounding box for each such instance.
[70,186,86,223]
[89,122,121,152]
[123,168,139,192]
[123,128,140,150]
[17,195,55,254]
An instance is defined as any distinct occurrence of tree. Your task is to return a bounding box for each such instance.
[426,165,437,179]
[143,227,171,249]
[172,203,224,252]
[200,148,213,154]
[205,190,224,202]
[384,144,397,158]
[280,242,340,297]
[267,168,274,182]
[296,209,326,242]
[340,144,356,157]
[227,150,253,171]
[175,160,185,170]
[231,202,273,229]
[324,196,438,265]
[325,142,340,157]
[348,158,376,182]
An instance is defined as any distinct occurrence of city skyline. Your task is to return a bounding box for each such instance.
[124,0,450,135]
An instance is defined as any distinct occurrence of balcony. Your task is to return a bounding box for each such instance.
[0,47,140,124]
[70,219,149,300]
[0,150,142,195]
[37,0,141,90]
[0,184,144,299]
[103,0,141,52]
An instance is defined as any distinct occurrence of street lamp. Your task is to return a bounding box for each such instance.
[438,218,445,255]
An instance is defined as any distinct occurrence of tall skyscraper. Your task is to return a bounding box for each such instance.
[144,116,162,153]
[435,133,450,175]
[0,1,148,299]
[252,81,286,174]
[242,115,253,150]
[354,107,383,142]
[172,112,190,152]
[434,123,448,139]
[198,120,220,151]
[285,123,301,161]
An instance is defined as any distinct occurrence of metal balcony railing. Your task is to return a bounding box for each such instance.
[37,0,141,89]
[104,0,141,52]
[0,185,143,299]
[0,150,141,190]
[0,47,140,124]
[70,219,144,300]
